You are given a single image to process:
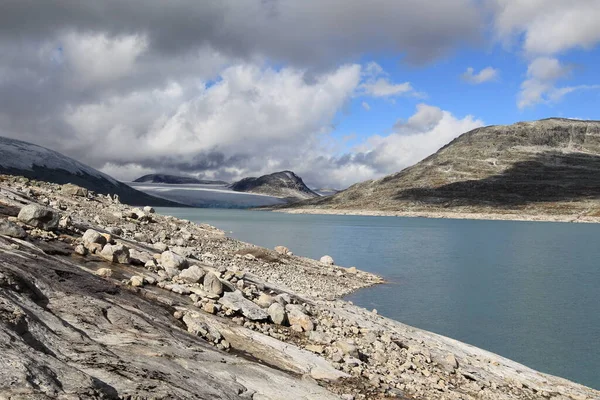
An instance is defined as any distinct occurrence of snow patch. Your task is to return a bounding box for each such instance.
[0,136,117,184]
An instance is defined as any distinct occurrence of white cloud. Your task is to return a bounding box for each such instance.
[491,0,600,56]
[461,66,499,84]
[305,104,484,188]
[490,1,600,108]
[358,104,483,173]
[361,101,371,111]
[518,57,574,108]
[357,62,420,98]
[62,33,149,88]
[63,63,362,184]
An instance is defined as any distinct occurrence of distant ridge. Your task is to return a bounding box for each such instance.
[283,118,600,218]
[133,174,228,185]
[230,171,319,201]
[0,136,183,207]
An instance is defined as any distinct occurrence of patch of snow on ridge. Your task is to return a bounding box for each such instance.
[0,136,118,184]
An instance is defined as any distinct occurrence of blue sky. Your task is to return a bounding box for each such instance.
[1,1,599,188]
[332,45,599,153]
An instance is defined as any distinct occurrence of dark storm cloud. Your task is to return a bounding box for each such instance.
[0,0,482,67]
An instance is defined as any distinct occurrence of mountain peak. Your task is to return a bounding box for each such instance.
[230,171,318,201]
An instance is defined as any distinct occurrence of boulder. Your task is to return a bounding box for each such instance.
[203,272,224,295]
[320,255,334,265]
[255,293,275,308]
[129,249,152,265]
[335,340,359,357]
[274,245,290,255]
[130,275,144,287]
[74,244,87,256]
[219,291,269,321]
[82,229,107,249]
[285,304,314,332]
[143,206,155,214]
[179,265,206,284]
[106,226,123,236]
[100,244,130,264]
[160,251,188,270]
[154,242,169,252]
[0,219,27,238]
[134,232,149,243]
[347,266,358,274]
[61,183,88,197]
[95,268,113,278]
[267,302,287,325]
[17,204,60,230]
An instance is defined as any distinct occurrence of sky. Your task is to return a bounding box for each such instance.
[0,1,599,189]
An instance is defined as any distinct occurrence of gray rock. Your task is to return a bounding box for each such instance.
[100,244,130,264]
[160,250,188,270]
[82,229,107,248]
[320,255,334,265]
[106,226,123,236]
[335,340,358,357]
[17,204,60,230]
[129,249,152,265]
[268,302,287,325]
[134,232,149,243]
[219,291,269,321]
[61,183,88,197]
[274,293,292,306]
[0,219,27,238]
[203,271,224,295]
[143,206,155,214]
[255,293,275,308]
[154,242,169,252]
[179,265,206,283]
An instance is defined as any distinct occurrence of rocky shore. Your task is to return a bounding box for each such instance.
[275,207,600,224]
[0,174,598,400]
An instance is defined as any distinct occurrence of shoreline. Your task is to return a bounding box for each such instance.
[0,175,598,399]
[273,207,600,224]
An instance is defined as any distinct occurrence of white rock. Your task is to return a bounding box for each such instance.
[160,251,188,270]
[268,302,287,325]
[179,265,206,284]
[320,255,334,265]
[82,229,107,248]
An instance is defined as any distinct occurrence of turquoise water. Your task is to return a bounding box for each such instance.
[157,207,600,389]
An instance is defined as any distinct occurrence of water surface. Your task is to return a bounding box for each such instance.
[157,207,600,389]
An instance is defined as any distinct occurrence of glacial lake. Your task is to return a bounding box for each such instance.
[156,207,600,390]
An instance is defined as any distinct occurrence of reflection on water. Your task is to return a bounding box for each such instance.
[157,207,600,390]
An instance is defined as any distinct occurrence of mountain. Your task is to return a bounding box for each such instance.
[284,119,600,218]
[0,136,182,207]
[230,171,319,201]
[133,174,228,185]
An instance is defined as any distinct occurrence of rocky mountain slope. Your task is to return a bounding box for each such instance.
[134,173,228,185]
[231,171,319,201]
[284,119,600,220]
[0,136,182,207]
[0,175,598,399]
